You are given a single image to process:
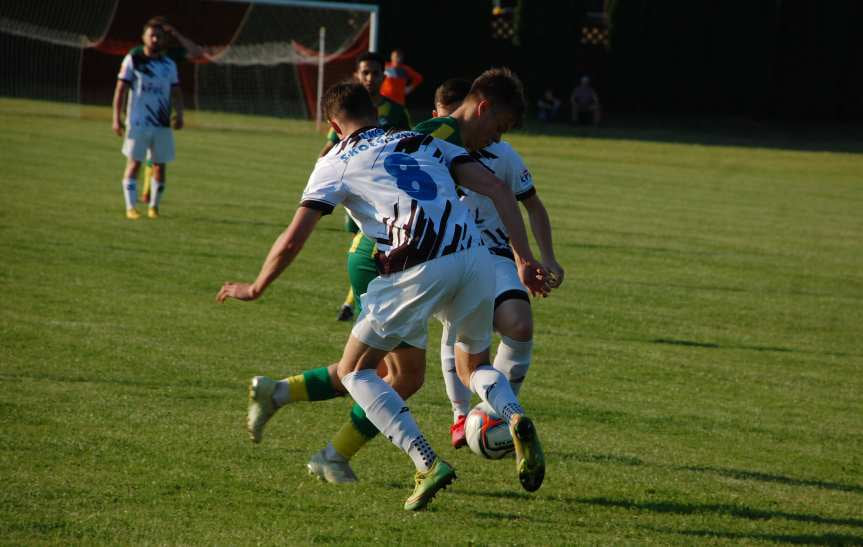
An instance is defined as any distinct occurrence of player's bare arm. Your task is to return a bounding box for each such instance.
[521,193,564,288]
[171,85,184,130]
[112,80,128,136]
[163,24,206,61]
[452,161,549,297]
[217,206,322,302]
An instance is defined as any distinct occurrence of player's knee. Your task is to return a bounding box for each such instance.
[500,316,533,341]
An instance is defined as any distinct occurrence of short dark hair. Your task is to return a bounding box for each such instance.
[355,51,385,72]
[434,78,471,110]
[467,67,526,126]
[322,81,377,123]
[143,16,167,34]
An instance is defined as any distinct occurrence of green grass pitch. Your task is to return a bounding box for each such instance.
[1,98,862,544]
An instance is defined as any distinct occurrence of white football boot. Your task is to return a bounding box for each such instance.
[307,449,358,484]
[246,376,277,443]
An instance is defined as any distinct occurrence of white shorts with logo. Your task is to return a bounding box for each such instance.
[489,252,528,300]
[122,126,175,163]
[352,247,494,353]
[441,252,529,346]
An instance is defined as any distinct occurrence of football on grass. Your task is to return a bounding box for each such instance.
[465,402,514,459]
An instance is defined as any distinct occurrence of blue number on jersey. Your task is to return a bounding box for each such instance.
[384,153,437,201]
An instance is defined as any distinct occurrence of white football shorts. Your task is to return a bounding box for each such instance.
[122,126,175,163]
[489,252,528,301]
[440,252,529,346]
[352,246,494,353]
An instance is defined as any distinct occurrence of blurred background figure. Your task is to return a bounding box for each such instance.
[570,76,601,127]
[380,48,423,106]
[536,88,561,121]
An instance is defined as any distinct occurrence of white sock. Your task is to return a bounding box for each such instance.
[122,178,137,209]
[440,336,471,421]
[272,381,291,407]
[341,369,436,472]
[469,364,525,424]
[493,335,533,396]
[324,441,347,462]
[150,179,164,208]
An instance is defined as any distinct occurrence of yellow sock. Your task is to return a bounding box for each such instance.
[142,163,153,199]
[331,420,371,460]
[285,374,310,402]
[343,287,355,308]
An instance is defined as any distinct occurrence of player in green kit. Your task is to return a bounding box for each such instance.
[329,51,411,321]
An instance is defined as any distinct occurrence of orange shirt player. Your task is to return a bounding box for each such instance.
[380,48,423,106]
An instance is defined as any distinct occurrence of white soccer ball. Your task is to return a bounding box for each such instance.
[465,402,514,459]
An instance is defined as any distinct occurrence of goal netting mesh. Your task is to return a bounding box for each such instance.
[0,0,374,121]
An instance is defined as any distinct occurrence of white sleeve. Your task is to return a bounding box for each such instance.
[118,54,134,83]
[299,160,346,215]
[432,137,474,168]
[501,142,535,200]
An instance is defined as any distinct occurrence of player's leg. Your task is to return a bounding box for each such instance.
[147,128,175,218]
[246,363,346,443]
[311,349,422,483]
[337,287,355,321]
[140,158,152,205]
[439,325,472,448]
[337,217,364,320]
[120,127,148,219]
[490,255,534,396]
[448,249,544,492]
[337,334,453,511]
[149,163,166,218]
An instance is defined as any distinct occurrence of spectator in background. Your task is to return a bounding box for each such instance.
[570,76,601,127]
[536,88,561,121]
[380,48,423,106]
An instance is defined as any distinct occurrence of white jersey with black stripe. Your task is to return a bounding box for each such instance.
[460,140,535,256]
[301,127,484,274]
[117,51,179,129]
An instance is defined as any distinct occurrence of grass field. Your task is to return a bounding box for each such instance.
[2,98,862,545]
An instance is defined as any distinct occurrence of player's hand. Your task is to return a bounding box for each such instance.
[216,282,259,303]
[517,259,550,298]
[112,119,124,136]
[172,114,184,130]
[544,259,565,289]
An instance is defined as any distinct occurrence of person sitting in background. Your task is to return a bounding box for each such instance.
[380,48,423,106]
[536,88,561,121]
[570,76,601,126]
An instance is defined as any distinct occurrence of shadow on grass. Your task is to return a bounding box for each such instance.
[575,497,863,528]
[645,526,863,545]
[563,450,863,496]
[652,338,858,358]
[681,465,863,495]
[517,116,863,155]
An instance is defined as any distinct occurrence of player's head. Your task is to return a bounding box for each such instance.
[459,67,526,150]
[433,78,471,118]
[354,51,385,99]
[390,49,404,65]
[323,81,377,138]
[142,17,167,52]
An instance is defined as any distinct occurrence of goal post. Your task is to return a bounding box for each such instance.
[0,0,380,125]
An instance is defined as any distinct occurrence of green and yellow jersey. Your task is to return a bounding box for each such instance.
[327,96,411,144]
[412,116,463,146]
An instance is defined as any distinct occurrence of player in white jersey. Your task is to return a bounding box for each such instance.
[112,18,184,220]
[430,82,565,448]
[217,82,549,510]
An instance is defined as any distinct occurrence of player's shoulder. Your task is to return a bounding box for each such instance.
[413,116,460,144]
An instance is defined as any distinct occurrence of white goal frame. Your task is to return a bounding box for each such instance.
[215,0,379,127]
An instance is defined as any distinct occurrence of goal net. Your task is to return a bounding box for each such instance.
[0,0,377,122]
